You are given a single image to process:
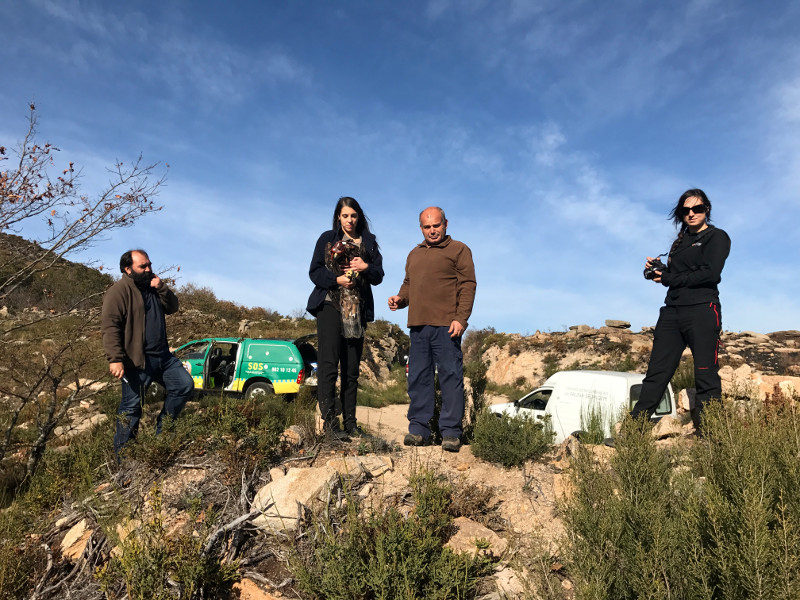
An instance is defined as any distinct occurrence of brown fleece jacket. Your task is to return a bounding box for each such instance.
[101,275,179,369]
[396,236,476,329]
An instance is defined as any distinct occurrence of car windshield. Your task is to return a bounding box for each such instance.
[517,389,551,411]
[175,342,209,360]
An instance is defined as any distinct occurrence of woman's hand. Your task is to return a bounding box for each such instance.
[336,274,354,289]
[348,257,369,273]
[645,256,662,283]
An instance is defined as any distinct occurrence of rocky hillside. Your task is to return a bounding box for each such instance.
[469,320,800,392]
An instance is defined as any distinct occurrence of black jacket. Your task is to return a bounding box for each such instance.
[306,229,384,320]
[660,226,731,306]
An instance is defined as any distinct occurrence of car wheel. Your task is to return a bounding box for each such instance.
[245,382,274,400]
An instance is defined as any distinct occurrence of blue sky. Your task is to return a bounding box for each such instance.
[2,0,799,335]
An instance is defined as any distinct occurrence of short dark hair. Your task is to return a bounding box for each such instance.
[119,249,148,273]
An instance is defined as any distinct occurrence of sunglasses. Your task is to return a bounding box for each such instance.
[680,204,707,216]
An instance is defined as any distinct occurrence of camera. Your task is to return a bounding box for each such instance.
[643,258,666,280]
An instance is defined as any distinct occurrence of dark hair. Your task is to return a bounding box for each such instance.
[667,189,712,261]
[119,249,148,273]
[669,188,711,227]
[332,196,372,236]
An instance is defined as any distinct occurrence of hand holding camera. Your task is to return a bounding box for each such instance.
[643,257,666,280]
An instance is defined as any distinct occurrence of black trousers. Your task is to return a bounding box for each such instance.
[631,302,722,429]
[316,301,364,432]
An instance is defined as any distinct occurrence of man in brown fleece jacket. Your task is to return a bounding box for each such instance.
[388,207,476,452]
[101,249,194,456]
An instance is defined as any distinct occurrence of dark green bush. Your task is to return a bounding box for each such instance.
[463,360,488,442]
[471,410,554,467]
[357,363,409,408]
[293,470,493,600]
[562,399,800,599]
[670,357,695,395]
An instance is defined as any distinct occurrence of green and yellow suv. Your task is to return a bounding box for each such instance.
[174,336,317,400]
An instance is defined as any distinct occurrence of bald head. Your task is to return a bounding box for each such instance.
[419,206,448,246]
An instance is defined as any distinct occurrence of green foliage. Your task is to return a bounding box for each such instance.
[543,353,561,379]
[462,327,498,364]
[292,470,493,600]
[0,507,47,600]
[486,381,528,402]
[471,410,554,468]
[97,485,238,599]
[122,413,202,470]
[606,352,639,372]
[463,359,488,442]
[562,400,800,600]
[365,318,410,349]
[670,357,695,395]
[577,403,614,445]
[20,415,115,511]
[357,363,410,408]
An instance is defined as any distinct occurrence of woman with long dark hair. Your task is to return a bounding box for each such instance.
[307,197,383,438]
[630,189,731,435]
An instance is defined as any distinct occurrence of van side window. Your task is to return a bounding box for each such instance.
[518,389,552,411]
[629,384,672,415]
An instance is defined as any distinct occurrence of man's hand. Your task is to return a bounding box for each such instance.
[388,295,404,311]
[150,274,161,288]
[109,362,125,379]
[448,320,465,338]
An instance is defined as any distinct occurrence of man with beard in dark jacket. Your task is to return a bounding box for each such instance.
[101,249,194,456]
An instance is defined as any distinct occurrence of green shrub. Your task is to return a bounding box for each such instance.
[97,485,238,599]
[670,357,695,395]
[292,470,493,600]
[486,381,528,402]
[543,354,560,379]
[577,403,617,445]
[0,507,47,600]
[471,410,554,467]
[463,359,488,442]
[357,363,409,408]
[561,399,800,599]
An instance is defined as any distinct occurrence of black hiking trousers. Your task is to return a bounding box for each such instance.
[631,302,722,431]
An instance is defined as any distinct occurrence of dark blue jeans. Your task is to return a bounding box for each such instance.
[407,325,465,440]
[114,352,195,455]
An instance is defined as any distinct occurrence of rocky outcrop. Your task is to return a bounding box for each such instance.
[480,323,799,388]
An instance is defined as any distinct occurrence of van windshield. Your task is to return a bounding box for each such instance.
[629,384,671,415]
[517,389,551,411]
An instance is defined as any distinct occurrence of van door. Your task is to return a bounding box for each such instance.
[175,341,210,390]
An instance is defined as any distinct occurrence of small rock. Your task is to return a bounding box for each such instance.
[445,517,508,558]
[280,425,304,449]
[678,388,696,412]
[232,578,281,600]
[652,415,683,439]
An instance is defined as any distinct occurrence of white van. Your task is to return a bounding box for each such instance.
[489,370,677,444]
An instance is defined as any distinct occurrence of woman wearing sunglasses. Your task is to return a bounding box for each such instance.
[630,189,731,436]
